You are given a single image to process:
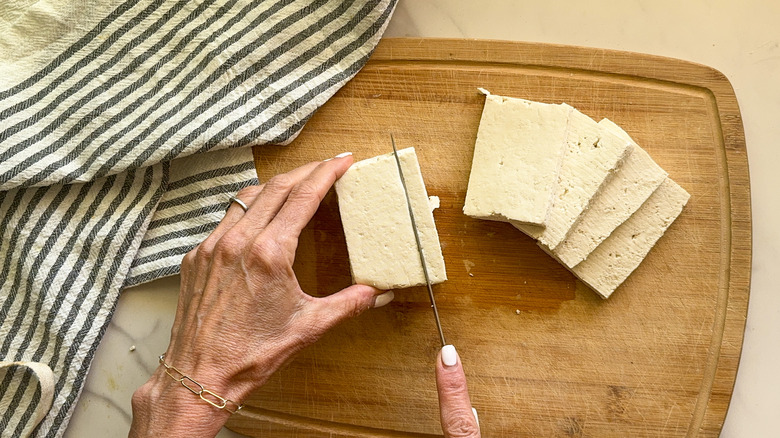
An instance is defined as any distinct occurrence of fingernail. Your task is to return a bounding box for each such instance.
[472,407,480,428]
[324,152,352,162]
[441,344,457,367]
[373,291,394,308]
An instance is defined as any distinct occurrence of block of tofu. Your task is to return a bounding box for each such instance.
[463,94,570,226]
[571,178,690,299]
[514,106,631,250]
[335,147,447,290]
[553,119,668,267]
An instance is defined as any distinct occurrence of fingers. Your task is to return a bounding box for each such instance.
[213,185,264,241]
[436,345,480,438]
[219,153,352,254]
[305,285,392,336]
[236,161,323,234]
[178,185,263,315]
[193,154,352,270]
[265,153,353,245]
[183,184,263,273]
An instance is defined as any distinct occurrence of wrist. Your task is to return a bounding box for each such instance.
[129,366,233,437]
[159,340,291,403]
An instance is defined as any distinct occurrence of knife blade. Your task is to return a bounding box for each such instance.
[390,134,447,347]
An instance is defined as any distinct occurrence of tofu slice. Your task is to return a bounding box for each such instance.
[514,107,632,250]
[463,94,570,226]
[335,147,447,290]
[553,119,668,267]
[571,178,690,299]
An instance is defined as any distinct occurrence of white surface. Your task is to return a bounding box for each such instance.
[68,1,779,436]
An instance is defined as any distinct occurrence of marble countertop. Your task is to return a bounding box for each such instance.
[66,1,779,437]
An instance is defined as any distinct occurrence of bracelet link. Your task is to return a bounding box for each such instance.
[180,376,204,395]
[158,354,243,414]
[163,366,185,382]
[224,400,242,414]
[200,389,228,409]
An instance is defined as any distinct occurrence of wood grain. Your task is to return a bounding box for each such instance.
[227,38,751,438]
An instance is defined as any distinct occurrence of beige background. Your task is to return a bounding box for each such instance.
[66,1,778,436]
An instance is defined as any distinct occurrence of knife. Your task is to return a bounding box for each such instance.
[390,134,447,347]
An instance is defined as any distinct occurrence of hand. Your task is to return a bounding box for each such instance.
[436,345,481,438]
[130,153,393,437]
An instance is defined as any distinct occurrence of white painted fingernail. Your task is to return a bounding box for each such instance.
[373,291,394,308]
[472,407,480,428]
[441,344,457,367]
[324,152,352,162]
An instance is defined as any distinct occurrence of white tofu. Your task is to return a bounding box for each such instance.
[553,119,668,267]
[463,94,570,226]
[335,147,447,290]
[571,178,690,299]
[515,107,631,250]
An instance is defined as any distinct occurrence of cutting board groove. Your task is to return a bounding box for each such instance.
[228,38,751,438]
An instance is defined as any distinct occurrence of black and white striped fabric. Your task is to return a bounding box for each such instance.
[0,1,395,436]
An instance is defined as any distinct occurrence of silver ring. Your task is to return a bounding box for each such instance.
[228,195,249,212]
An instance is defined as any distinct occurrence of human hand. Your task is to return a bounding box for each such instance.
[436,345,481,438]
[130,153,393,437]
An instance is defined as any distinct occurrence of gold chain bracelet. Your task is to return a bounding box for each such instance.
[158,354,243,414]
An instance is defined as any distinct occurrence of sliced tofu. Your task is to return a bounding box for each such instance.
[571,178,690,299]
[335,147,447,290]
[553,119,668,267]
[515,106,632,250]
[463,94,570,226]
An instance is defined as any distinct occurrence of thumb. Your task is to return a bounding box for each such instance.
[309,284,394,333]
[436,345,480,438]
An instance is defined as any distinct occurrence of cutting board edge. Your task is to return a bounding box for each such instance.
[374,38,741,96]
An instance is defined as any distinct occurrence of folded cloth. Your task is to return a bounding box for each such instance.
[0,362,54,438]
[0,1,396,436]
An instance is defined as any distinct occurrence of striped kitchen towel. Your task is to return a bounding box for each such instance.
[0,1,396,436]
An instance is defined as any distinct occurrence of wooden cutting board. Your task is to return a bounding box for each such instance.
[228,38,751,437]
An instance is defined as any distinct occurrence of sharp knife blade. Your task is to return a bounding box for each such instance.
[390,134,447,347]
